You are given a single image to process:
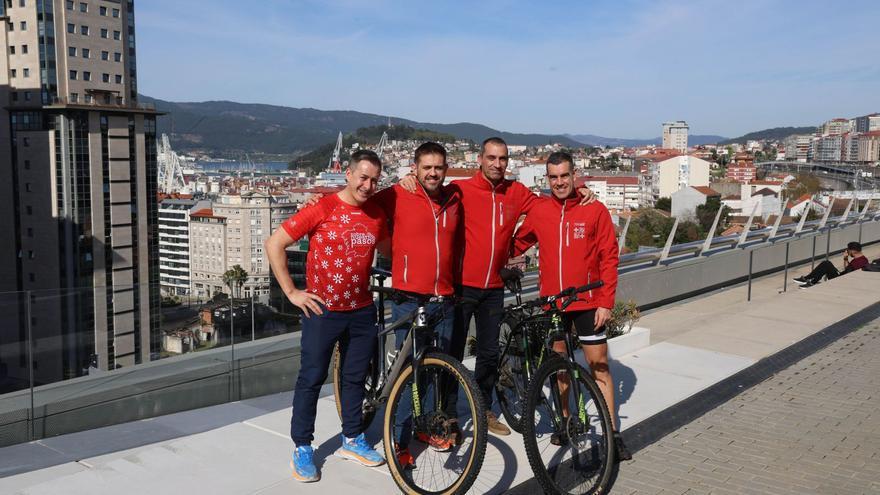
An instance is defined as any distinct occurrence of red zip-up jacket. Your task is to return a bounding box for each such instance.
[512,194,619,311]
[450,172,539,289]
[372,183,461,296]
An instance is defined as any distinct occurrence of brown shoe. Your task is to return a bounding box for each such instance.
[486,412,511,436]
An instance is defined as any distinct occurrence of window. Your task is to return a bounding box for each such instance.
[27,228,33,237]
[102,73,109,82]
[99,6,106,15]
[114,52,121,62]
[113,30,120,40]
[9,46,15,55]
[24,160,30,169]
[82,48,90,58]
[112,8,119,17]
[11,92,18,102]
[67,23,75,33]
[22,68,29,77]
[28,251,34,260]
[115,74,122,84]
[20,21,26,31]
[79,2,87,12]
[25,183,32,192]
[23,91,31,101]
[21,45,27,54]
[26,206,32,215]
[70,92,78,102]
[100,28,107,38]
[23,137,29,147]
[10,69,16,78]
[69,70,77,80]
[66,0,73,9]
[20,0,26,7]
[28,273,34,283]
[83,71,91,81]
[101,50,108,60]
[80,25,89,35]
[69,46,76,56]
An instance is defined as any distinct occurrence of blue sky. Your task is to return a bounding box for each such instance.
[136,0,880,139]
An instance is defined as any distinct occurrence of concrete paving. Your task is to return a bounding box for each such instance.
[1,264,878,494]
[614,316,880,495]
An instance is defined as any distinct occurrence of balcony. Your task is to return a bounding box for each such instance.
[1,209,879,492]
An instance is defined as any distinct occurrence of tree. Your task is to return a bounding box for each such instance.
[783,173,821,201]
[655,197,671,212]
[222,265,249,299]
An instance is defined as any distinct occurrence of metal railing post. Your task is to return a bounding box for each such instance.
[251,295,255,342]
[26,291,34,441]
[811,235,817,270]
[702,206,723,255]
[747,251,754,302]
[659,217,680,262]
[618,215,631,255]
[783,243,790,293]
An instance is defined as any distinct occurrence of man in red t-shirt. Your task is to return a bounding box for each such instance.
[512,151,631,460]
[266,150,389,482]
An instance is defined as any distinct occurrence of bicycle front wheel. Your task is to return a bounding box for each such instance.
[383,352,487,495]
[332,341,378,431]
[523,356,614,495]
[496,317,529,433]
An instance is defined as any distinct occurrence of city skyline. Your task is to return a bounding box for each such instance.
[136,0,879,139]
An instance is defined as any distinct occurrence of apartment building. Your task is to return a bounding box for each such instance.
[1,0,159,383]
[662,121,689,153]
[190,192,297,299]
[158,198,210,296]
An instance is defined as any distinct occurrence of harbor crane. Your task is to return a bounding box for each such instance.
[157,134,187,194]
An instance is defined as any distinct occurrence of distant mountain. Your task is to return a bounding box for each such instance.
[139,95,582,157]
[718,126,817,145]
[565,134,727,147]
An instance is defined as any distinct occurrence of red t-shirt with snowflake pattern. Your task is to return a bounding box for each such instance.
[281,194,387,312]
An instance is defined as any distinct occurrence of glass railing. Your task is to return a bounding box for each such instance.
[0,280,302,444]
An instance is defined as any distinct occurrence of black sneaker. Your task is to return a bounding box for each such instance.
[614,433,632,461]
[798,281,816,289]
[792,276,809,285]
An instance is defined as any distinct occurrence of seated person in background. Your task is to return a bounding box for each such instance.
[794,241,869,287]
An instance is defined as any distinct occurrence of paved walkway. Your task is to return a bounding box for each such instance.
[614,317,880,495]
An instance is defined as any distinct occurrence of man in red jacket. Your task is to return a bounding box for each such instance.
[512,151,632,461]
[371,142,462,462]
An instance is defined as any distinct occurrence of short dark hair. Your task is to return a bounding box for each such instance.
[349,149,382,171]
[546,151,574,174]
[480,137,507,154]
[847,241,862,251]
[414,142,447,164]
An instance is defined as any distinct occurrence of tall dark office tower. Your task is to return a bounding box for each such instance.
[0,0,159,391]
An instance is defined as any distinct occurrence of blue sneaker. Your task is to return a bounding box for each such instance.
[291,445,319,482]
[335,433,386,467]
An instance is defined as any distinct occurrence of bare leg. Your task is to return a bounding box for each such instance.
[581,343,617,431]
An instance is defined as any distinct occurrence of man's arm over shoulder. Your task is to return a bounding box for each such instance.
[594,203,619,309]
[512,213,538,257]
[370,185,398,218]
[513,180,541,215]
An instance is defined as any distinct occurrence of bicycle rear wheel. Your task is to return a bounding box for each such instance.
[332,341,378,431]
[523,356,614,495]
[496,317,529,433]
[383,352,487,495]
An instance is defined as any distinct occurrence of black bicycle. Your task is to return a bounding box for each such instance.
[331,269,487,495]
[518,282,615,495]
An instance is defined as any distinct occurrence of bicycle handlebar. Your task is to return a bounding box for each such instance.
[503,280,605,313]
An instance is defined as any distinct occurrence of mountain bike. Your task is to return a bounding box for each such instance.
[519,281,615,495]
[331,270,487,495]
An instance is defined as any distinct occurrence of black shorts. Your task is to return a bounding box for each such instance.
[562,309,607,346]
